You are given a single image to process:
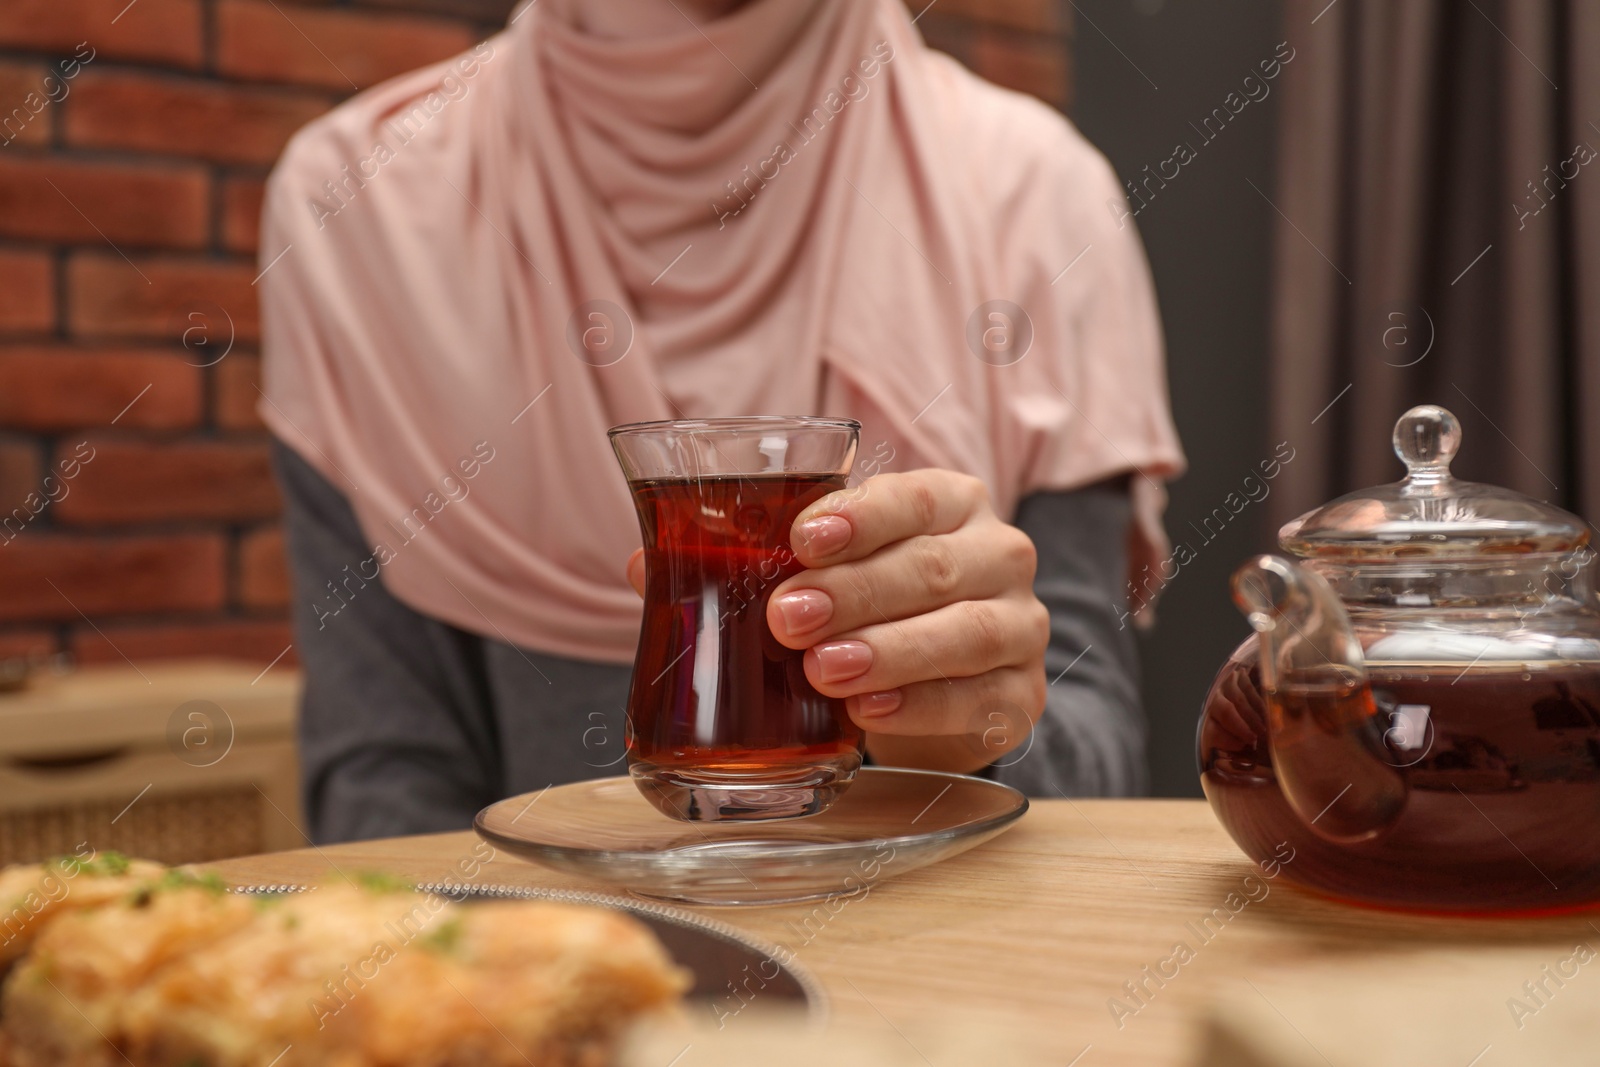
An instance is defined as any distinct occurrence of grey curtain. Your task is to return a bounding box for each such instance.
[1266,0,1600,533]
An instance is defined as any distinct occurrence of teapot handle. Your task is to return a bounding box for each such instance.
[1232,556,1407,843]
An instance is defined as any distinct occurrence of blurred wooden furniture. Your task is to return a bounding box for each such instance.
[212,799,1600,1066]
[0,661,302,866]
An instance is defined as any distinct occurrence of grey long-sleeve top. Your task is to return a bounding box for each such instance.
[274,442,1145,844]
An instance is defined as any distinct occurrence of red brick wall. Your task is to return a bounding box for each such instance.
[0,0,1068,667]
[917,0,1071,108]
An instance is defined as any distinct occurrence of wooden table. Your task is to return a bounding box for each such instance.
[212,799,1600,1066]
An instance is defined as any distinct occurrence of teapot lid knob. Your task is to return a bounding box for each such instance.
[1393,405,1460,489]
[1282,401,1588,557]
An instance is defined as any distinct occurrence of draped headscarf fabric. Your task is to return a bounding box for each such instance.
[259,0,1184,664]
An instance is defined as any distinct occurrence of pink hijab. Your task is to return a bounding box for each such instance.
[259,0,1184,663]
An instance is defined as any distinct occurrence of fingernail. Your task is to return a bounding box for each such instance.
[773,590,832,636]
[810,640,873,684]
[856,690,902,717]
[795,515,852,557]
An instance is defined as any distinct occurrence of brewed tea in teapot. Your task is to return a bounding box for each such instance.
[1200,406,1600,912]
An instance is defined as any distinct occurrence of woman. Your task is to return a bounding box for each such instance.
[260,0,1184,843]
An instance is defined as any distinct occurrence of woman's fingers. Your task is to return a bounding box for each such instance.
[773,466,1050,750]
[625,548,646,597]
[789,469,990,567]
[1208,692,1258,748]
[801,594,1049,697]
[1222,666,1267,734]
[766,520,1037,647]
[841,667,1046,738]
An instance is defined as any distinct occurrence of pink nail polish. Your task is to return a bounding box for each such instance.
[856,690,902,717]
[810,640,873,684]
[795,515,852,557]
[773,590,832,636]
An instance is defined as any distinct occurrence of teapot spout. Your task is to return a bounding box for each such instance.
[1231,555,1407,843]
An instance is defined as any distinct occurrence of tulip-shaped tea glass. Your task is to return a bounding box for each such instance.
[609,416,864,822]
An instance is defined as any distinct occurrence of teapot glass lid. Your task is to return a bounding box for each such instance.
[1279,405,1588,559]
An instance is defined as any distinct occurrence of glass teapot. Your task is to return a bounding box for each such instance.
[1199,405,1600,912]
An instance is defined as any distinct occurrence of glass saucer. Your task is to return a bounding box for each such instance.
[473,767,1028,906]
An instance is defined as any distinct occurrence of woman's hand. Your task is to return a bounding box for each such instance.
[774,469,1048,772]
[625,469,1049,773]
